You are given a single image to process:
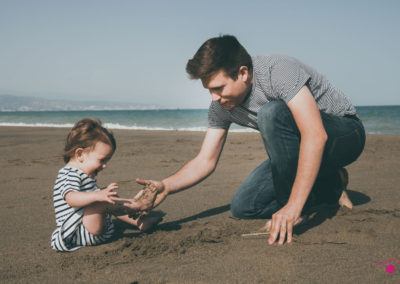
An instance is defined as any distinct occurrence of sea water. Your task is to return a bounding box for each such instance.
[0,106,399,134]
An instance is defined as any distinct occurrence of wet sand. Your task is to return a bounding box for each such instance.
[1,126,399,283]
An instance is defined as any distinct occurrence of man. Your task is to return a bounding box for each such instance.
[137,35,365,245]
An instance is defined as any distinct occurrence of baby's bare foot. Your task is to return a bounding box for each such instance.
[137,215,163,232]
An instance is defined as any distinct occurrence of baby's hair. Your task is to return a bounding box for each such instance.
[63,118,116,163]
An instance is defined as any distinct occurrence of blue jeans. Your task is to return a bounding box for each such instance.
[231,101,365,219]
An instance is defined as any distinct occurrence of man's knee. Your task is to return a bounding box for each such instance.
[231,194,271,219]
[230,195,246,219]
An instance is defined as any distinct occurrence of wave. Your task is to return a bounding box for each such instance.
[0,122,397,134]
[0,122,256,132]
[2,122,395,134]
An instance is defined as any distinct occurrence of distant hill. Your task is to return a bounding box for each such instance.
[0,94,157,111]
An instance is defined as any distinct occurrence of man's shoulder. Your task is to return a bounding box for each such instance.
[252,54,298,68]
[252,54,286,60]
[207,101,232,129]
[208,101,229,115]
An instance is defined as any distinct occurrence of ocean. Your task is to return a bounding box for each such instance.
[0,106,399,134]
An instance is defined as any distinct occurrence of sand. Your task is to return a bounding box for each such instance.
[1,126,399,283]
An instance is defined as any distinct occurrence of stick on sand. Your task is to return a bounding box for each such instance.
[241,232,270,239]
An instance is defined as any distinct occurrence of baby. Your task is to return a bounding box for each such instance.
[51,118,160,252]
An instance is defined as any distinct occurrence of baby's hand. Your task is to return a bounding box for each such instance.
[97,183,119,204]
[106,183,119,191]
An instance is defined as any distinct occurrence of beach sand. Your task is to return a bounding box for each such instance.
[1,126,399,283]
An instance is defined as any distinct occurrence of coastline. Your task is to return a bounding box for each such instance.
[1,126,399,283]
[1,104,400,134]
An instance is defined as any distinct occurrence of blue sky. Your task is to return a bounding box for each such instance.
[1,0,399,108]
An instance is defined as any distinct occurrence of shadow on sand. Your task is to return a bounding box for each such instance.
[295,189,370,235]
[113,204,231,238]
[113,190,370,239]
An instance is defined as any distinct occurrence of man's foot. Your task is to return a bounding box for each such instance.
[259,220,272,233]
[338,168,353,209]
[259,215,308,233]
[136,215,163,232]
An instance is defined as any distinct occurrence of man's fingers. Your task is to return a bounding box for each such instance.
[278,222,287,245]
[268,217,280,245]
[136,178,149,186]
[153,192,166,208]
[287,222,293,243]
[134,189,144,199]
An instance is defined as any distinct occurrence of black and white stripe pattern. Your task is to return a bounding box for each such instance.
[208,55,357,130]
[51,167,114,252]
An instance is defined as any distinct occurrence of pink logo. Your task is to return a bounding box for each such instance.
[376,259,400,274]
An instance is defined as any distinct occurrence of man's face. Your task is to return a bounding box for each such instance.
[202,67,252,110]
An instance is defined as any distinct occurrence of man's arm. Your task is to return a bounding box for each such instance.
[136,128,228,207]
[268,85,328,245]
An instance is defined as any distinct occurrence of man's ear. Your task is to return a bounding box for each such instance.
[74,148,85,163]
[238,66,249,82]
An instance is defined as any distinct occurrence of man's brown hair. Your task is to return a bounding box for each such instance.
[63,118,116,163]
[186,35,252,81]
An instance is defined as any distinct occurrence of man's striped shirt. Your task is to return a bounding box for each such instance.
[208,55,357,130]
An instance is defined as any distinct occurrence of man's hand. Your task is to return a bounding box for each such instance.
[135,178,166,209]
[268,203,301,245]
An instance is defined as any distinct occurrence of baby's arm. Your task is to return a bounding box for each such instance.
[65,183,119,207]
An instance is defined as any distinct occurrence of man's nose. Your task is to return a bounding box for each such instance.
[211,93,221,102]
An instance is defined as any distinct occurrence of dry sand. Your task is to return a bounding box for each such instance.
[1,126,399,283]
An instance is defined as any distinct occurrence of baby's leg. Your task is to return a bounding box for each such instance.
[117,214,163,232]
[82,202,119,236]
[137,215,163,232]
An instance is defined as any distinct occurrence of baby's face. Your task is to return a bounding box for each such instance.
[80,141,113,178]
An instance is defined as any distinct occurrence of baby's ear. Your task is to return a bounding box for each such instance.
[74,148,85,163]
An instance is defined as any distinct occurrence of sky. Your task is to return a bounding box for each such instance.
[0,0,399,108]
